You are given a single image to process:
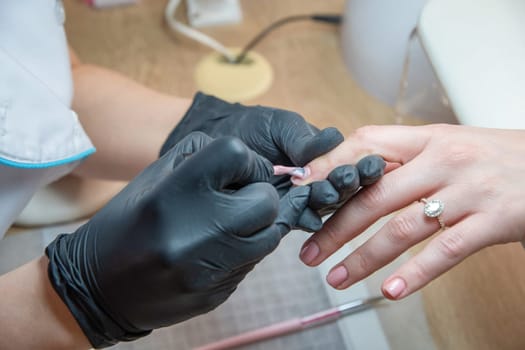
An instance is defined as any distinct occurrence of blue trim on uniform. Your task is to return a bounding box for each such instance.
[0,148,96,168]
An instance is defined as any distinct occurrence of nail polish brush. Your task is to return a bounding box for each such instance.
[193,296,385,350]
[273,165,310,179]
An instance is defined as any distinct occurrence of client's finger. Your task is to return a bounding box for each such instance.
[322,186,475,289]
[295,125,431,185]
[381,218,492,300]
[300,156,444,266]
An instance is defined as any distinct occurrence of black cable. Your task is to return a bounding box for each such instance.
[233,14,342,64]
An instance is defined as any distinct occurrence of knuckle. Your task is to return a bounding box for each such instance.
[356,181,388,211]
[353,125,379,142]
[386,215,417,244]
[262,191,281,216]
[354,250,370,274]
[437,143,479,167]
[478,175,500,201]
[184,131,212,150]
[218,137,250,162]
[411,259,430,283]
[322,222,347,248]
[437,231,465,260]
[139,194,163,221]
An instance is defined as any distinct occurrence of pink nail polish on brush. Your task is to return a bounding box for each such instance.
[273,165,310,179]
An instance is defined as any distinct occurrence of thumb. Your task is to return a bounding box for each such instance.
[215,185,310,269]
[225,183,279,237]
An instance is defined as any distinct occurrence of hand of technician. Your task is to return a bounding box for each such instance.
[160,92,344,170]
[159,92,350,231]
[296,154,386,231]
[295,124,525,300]
[46,133,311,348]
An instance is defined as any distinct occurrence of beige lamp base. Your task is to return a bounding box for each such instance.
[194,49,273,102]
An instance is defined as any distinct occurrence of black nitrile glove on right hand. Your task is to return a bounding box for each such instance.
[46,133,310,348]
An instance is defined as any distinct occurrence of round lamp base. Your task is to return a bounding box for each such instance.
[194,49,273,102]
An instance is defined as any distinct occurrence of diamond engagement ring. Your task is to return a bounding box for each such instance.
[420,198,446,230]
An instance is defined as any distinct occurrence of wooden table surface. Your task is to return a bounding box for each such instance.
[63,0,525,349]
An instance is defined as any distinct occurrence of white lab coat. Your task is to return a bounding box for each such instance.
[0,0,95,238]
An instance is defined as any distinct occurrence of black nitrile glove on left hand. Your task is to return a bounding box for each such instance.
[306,155,386,217]
[46,133,311,348]
[160,92,346,231]
[160,92,344,170]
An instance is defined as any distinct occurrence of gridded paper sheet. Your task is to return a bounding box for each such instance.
[111,232,347,350]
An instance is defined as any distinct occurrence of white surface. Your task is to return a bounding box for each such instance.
[316,216,392,350]
[317,214,436,350]
[186,0,242,28]
[318,257,390,350]
[418,0,525,129]
[341,0,456,123]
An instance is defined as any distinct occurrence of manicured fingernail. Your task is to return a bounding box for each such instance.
[327,265,348,288]
[291,166,311,185]
[300,241,319,264]
[383,277,406,299]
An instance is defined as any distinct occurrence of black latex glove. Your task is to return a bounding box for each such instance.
[160,92,343,231]
[46,133,311,348]
[160,92,344,168]
[297,155,386,231]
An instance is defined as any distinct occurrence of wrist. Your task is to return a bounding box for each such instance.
[0,256,91,350]
[39,256,92,349]
[46,233,151,348]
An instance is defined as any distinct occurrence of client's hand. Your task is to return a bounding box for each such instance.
[295,124,525,300]
[46,133,310,348]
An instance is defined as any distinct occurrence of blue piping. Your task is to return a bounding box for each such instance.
[0,148,96,168]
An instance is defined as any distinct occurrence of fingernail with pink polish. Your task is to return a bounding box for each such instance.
[383,277,406,299]
[300,241,319,265]
[327,265,348,288]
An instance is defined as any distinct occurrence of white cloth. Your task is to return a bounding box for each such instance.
[0,0,95,238]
